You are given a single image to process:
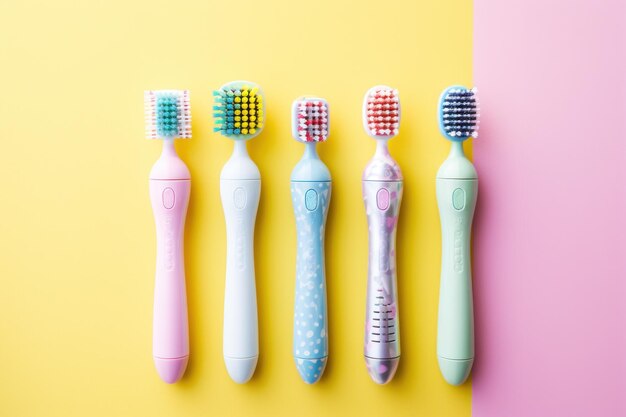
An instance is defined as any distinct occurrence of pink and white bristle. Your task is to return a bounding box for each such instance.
[292,98,329,143]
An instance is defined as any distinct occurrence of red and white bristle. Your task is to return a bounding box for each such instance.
[144,90,192,139]
[294,99,329,142]
[364,87,400,138]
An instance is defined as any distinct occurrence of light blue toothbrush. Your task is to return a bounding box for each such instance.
[436,86,479,386]
[290,97,331,384]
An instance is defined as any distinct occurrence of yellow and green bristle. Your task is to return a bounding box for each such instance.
[213,84,264,139]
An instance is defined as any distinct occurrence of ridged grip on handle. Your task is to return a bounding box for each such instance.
[363,180,403,384]
[436,178,477,385]
[291,181,331,384]
[221,178,260,383]
[150,179,190,384]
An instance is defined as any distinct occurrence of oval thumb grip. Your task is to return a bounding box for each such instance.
[291,181,331,384]
[150,179,190,383]
[436,177,477,385]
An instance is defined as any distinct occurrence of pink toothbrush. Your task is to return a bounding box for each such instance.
[144,90,192,383]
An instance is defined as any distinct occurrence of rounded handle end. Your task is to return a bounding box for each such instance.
[225,356,258,384]
[295,357,327,384]
[365,356,399,385]
[154,356,188,384]
[438,356,473,386]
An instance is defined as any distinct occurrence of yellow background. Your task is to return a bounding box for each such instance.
[0,0,472,416]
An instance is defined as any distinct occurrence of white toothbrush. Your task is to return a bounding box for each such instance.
[213,81,264,383]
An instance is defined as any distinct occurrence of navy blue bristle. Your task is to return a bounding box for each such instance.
[441,88,479,139]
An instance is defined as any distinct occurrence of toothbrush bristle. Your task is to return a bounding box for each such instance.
[293,98,329,142]
[364,87,400,138]
[144,90,191,139]
[440,87,479,140]
[213,84,264,139]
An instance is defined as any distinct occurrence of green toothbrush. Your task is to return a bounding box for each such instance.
[436,86,479,386]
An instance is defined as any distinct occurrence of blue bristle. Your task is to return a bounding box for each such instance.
[155,94,180,137]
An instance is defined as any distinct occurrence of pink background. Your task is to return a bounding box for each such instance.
[473,0,626,416]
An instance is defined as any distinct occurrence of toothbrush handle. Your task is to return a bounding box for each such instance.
[363,180,403,383]
[436,178,477,385]
[291,181,331,384]
[221,178,260,383]
[150,179,190,383]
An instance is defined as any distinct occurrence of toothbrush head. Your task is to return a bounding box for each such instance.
[144,90,191,140]
[363,86,400,140]
[438,86,479,142]
[213,80,265,140]
[291,97,329,143]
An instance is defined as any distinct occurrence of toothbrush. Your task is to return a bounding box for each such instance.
[436,86,479,385]
[290,97,331,384]
[144,90,192,384]
[362,86,403,384]
[213,81,264,384]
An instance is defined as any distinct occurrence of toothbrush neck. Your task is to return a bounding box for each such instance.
[375,139,390,158]
[449,141,466,158]
[303,142,319,159]
[222,139,260,180]
[150,137,190,180]
[161,138,178,158]
[292,141,330,181]
[232,140,249,158]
